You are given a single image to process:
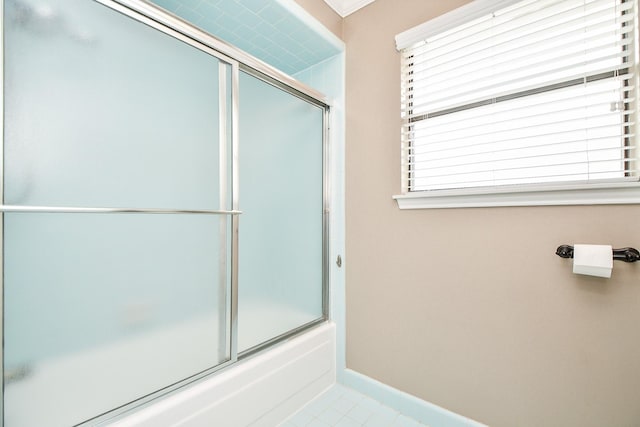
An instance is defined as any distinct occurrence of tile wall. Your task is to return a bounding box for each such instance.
[150,0,341,74]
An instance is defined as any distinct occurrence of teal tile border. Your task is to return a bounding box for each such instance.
[340,369,488,427]
[149,0,343,75]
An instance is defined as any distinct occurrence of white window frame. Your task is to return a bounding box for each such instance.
[393,0,640,209]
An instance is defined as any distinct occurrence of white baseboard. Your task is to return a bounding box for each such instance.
[341,369,487,427]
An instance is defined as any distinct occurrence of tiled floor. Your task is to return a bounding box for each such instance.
[279,384,429,427]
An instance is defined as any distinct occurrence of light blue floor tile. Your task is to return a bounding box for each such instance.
[341,389,367,404]
[365,413,399,427]
[317,408,344,425]
[279,384,428,427]
[358,396,384,412]
[332,396,357,415]
[289,410,314,426]
[305,397,334,416]
[371,404,399,419]
[394,414,427,427]
[345,404,372,423]
[334,417,361,427]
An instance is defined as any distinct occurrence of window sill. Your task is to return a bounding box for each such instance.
[393,182,640,209]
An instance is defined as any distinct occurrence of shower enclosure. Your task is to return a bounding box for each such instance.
[1,0,329,425]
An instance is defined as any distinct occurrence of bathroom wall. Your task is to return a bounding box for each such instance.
[305,0,640,426]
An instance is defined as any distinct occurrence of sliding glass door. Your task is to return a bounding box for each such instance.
[238,71,326,353]
[1,0,328,425]
[3,0,233,425]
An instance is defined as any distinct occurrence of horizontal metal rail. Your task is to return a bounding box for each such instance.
[0,205,241,215]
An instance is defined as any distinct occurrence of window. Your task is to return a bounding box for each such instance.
[394,0,640,208]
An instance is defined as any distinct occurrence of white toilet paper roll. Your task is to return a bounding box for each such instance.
[573,244,613,278]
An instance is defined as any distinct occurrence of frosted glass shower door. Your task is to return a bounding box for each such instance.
[238,71,326,352]
[3,0,234,426]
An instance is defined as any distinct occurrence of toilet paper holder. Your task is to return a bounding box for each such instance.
[556,245,640,262]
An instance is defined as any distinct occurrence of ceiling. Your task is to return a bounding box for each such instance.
[322,0,375,17]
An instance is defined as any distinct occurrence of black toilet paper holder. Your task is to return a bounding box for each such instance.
[556,245,640,262]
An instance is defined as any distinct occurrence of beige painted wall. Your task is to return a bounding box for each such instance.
[297,1,640,426]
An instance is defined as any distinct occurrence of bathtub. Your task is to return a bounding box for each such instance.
[107,322,336,426]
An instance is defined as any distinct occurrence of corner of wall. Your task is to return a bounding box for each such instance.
[341,369,487,427]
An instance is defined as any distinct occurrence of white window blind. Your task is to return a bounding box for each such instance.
[398,0,639,196]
